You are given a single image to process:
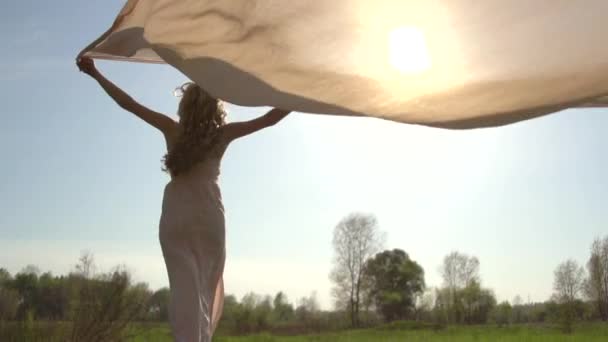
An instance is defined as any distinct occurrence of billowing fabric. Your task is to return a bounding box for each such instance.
[80,0,608,128]
[159,138,229,342]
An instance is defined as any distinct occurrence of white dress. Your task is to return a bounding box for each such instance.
[159,137,228,342]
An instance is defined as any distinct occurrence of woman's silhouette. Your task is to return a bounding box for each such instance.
[77,57,290,342]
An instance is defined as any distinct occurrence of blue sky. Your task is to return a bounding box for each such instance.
[1,1,607,308]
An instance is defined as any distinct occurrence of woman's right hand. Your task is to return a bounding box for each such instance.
[77,57,98,78]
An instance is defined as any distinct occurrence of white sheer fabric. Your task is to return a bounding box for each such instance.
[80,0,608,129]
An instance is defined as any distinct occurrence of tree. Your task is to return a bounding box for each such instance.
[0,268,17,321]
[511,295,525,323]
[296,292,320,317]
[433,287,451,325]
[13,269,40,320]
[330,213,384,327]
[554,260,585,303]
[273,292,294,322]
[233,293,262,334]
[295,292,321,330]
[553,259,585,333]
[37,272,70,320]
[493,301,512,327]
[440,252,479,291]
[0,268,11,286]
[414,289,436,322]
[0,287,19,320]
[459,281,496,324]
[219,295,240,332]
[256,295,273,330]
[229,292,277,333]
[74,251,96,279]
[585,236,608,321]
[363,249,425,322]
[21,265,40,277]
[149,287,170,321]
[438,252,481,323]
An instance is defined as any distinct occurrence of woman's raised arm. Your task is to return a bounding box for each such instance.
[77,57,177,136]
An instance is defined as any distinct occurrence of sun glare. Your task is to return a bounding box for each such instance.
[388,27,431,74]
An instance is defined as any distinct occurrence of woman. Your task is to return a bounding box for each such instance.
[77,57,290,342]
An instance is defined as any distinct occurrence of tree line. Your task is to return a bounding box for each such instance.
[0,213,606,339]
[329,213,608,333]
[0,255,341,338]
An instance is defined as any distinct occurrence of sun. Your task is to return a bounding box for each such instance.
[388,27,431,74]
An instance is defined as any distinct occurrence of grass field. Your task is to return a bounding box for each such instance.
[126,324,608,342]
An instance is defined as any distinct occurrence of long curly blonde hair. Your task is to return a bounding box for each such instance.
[163,82,227,177]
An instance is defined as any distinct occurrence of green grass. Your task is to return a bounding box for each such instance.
[3,322,606,341]
[125,323,174,342]
[125,323,608,342]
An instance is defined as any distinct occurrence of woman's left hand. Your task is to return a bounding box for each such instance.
[77,57,98,77]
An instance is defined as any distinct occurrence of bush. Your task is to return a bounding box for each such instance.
[70,269,150,341]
